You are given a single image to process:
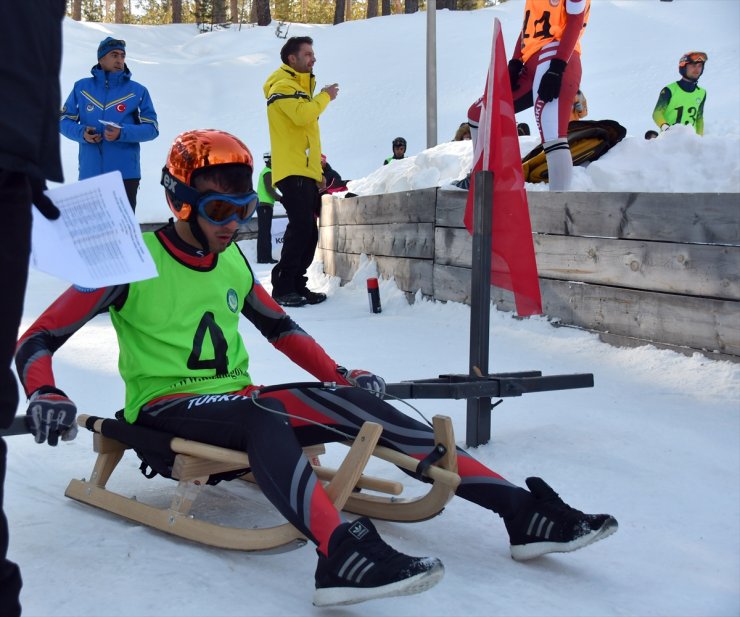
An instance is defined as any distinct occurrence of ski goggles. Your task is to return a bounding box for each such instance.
[161,167,257,225]
[196,191,258,225]
[680,52,707,66]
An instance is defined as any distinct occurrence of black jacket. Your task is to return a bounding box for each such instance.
[322,162,347,192]
[0,0,65,182]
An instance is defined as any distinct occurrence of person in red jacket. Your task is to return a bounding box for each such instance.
[508,0,591,190]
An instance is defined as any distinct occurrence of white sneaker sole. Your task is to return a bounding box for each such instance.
[313,563,445,607]
[510,516,618,561]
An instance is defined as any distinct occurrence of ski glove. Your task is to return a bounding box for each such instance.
[28,176,60,220]
[537,59,567,103]
[26,387,78,446]
[508,58,524,91]
[337,367,386,398]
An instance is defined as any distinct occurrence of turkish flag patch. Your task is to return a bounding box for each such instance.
[116,103,126,112]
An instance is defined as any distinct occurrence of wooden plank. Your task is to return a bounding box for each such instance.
[436,188,467,228]
[320,249,433,295]
[319,223,435,258]
[528,192,740,244]
[435,228,740,300]
[536,279,740,356]
[342,415,460,522]
[533,236,740,300]
[320,188,437,226]
[171,455,246,481]
[312,466,403,495]
[324,422,382,509]
[432,264,475,305]
[432,264,740,356]
[65,479,306,551]
[596,331,740,364]
[435,190,740,245]
[434,227,471,267]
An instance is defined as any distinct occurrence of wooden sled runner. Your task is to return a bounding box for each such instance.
[65,413,461,552]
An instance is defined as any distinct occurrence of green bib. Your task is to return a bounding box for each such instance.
[661,82,706,129]
[257,166,275,205]
[111,233,253,422]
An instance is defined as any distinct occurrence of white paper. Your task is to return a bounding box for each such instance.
[31,171,158,288]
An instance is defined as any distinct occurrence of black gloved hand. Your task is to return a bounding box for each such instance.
[337,367,386,398]
[508,58,524,91]
[28,176,60,220]
[26,387,78,446]
[537,58,568,103]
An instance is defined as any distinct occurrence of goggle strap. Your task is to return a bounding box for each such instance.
[161,168,203,206]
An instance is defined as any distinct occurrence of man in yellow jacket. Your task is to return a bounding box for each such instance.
[263,36,339,307]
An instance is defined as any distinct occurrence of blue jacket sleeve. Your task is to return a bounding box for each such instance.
[59,84,86,143]
[119,86,159,143]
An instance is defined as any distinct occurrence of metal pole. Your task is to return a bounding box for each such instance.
[0,416,29,437]
[466,170,493,447]
[426,0,437,149]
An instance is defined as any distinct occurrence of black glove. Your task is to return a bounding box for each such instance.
[28,176,60,221]
[26,387,78,446]
[337,367,386,398]
[537,58,567,103]
[508,58,524,91]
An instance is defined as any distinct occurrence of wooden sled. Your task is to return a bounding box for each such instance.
[340,415,461,522]
[65,413,460,552]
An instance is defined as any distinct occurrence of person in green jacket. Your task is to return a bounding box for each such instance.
[256,152,280,264]
[383,136,406,165]
[653,51,707,135]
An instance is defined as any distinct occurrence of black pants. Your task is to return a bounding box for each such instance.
[123,178,139,211]
[0,169,30,617]
[137,384,529,552]
[271,176,320,296]
[256,204,274,262]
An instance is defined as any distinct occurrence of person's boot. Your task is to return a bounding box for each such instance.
[505,477,618,561]
[313,517,444,607]
[272,292,307,307]
[299,288,327,305]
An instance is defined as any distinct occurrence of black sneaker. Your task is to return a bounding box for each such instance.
[505,477,618,561]
[300,289,327,305]
[272,292,308,307]
[257,259,278,264]
[313,517,444,607]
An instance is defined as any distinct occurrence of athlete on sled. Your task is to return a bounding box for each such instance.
[16,129,617,607]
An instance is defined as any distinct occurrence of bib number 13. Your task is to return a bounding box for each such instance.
[187,311,229,375]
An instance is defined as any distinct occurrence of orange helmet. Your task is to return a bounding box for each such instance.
[162,129,253,221]
[678,51,707,79]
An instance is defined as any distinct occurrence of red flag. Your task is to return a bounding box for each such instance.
[463,18,542,317]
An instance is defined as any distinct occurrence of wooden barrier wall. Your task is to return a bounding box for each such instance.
[318,189,740,361]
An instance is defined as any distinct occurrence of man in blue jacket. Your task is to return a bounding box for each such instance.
[60,37,159,210]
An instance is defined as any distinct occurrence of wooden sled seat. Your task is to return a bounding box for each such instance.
[65,413,460,552]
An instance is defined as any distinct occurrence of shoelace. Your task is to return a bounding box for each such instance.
[535,486,588,523]
[349,530,424,573]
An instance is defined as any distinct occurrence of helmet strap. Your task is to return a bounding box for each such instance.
[188,214,212,255]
